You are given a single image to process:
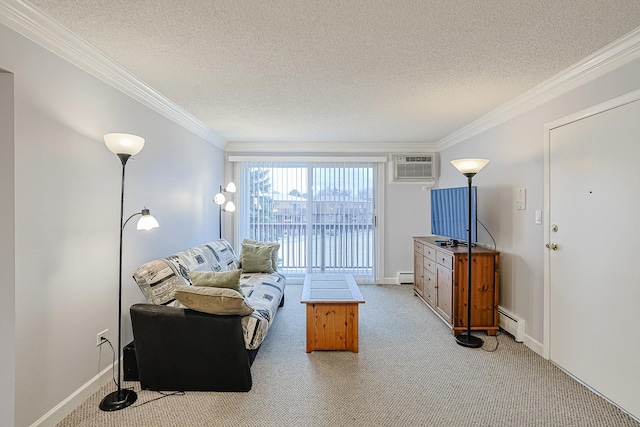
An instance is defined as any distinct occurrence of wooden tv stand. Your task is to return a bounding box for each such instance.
[413,236,499,336]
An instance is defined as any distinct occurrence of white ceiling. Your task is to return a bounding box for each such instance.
[25,0,640,146]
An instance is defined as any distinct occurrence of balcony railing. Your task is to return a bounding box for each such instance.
[249,222,374,278]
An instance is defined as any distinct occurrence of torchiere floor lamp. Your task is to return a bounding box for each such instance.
[450,158,489,349]
[100,133,159,411]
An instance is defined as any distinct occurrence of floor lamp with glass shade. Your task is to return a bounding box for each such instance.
[100,133,159,411]
[213,182,236,238]
[450,158,489,349]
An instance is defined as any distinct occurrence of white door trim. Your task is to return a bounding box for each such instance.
[542,87,640,359]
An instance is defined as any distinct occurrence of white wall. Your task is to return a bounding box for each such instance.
[383,180,430,281]
[437,57,640,345]
[0,70,16,427]
[1,23,225,427]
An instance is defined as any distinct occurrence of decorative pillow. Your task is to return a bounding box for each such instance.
[188,270,242,293]
[132,259,191,305]
[173,285,254,316]
[202,240,240,271]
[242,239,280,271]
[240,243,275,273]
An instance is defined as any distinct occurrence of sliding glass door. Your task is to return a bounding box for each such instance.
[239,161,379,282]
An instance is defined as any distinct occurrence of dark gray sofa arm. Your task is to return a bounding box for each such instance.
[130,303,252,392]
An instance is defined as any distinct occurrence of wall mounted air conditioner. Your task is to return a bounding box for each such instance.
[389,153,438,186]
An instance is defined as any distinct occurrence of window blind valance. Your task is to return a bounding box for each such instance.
[228,155,387,163]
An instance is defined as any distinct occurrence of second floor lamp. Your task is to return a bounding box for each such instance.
[214,182,236,238]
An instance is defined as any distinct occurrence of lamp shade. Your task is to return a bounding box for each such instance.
[213,193,226,205]
[450,158,490,175]
[104,133,145,156]
[224,201,236,212]
[224,182,237,193]
[136,209,159,231]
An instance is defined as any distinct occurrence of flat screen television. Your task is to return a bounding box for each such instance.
[430,186,477,244]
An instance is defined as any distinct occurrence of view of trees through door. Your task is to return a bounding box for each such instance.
[240,162,377,281]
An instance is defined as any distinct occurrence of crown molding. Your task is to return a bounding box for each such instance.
[224,140,439,153]
[0,0,226,148]
[6,0,637,153]
[437,26,640,150]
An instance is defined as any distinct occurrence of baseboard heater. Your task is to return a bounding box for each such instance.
[498,306,525,342]
[396,272,414,285]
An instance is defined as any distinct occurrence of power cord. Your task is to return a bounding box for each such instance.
[99,337,119,389]
[132,390,186,407]
[477,218,497,251]
[100,337,134,391]
[481,330,501,353]
[100,336,185,407]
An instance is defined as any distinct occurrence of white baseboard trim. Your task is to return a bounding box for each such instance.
[523,334,544,357]
[30,362,115,427]
[381,276,409,285]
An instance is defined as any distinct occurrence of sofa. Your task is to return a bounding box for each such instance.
[129,239,285,392]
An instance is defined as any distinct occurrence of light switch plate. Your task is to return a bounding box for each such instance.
[516,188,526,210]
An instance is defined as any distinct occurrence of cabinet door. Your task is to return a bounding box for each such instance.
[436,265,452,324]
[454,255,495,328]
[471,256,497,327]
[424,270,437,308]
[413,251,424,296]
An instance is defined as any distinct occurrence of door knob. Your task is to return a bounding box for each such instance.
[546,242,558,250]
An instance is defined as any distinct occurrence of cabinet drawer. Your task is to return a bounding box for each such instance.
[414,241,423,255]
[424,284,436,307]
[424,258,437,274]
[436,251,453,269]
[425,270,436,290]
[423,245,437,261]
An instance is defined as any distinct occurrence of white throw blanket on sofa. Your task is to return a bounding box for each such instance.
[132,239,286,350]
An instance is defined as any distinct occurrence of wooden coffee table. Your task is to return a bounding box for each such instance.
[301,274,365,353]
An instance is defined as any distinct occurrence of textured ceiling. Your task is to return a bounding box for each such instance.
[27,0,640,144]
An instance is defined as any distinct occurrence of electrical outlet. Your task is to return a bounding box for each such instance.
[96,329,109,347]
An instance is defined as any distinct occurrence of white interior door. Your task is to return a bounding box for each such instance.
[548,97,640,419]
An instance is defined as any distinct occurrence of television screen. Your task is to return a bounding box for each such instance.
[430,186,477,243]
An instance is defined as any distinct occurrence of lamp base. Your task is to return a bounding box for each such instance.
[455,333,484,348]
[99,388,137,411]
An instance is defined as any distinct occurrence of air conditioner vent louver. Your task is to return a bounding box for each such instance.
[390,153,439,186]
[396,157,433,179]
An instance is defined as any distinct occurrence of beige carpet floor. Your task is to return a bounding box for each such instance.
[58,284,639,426]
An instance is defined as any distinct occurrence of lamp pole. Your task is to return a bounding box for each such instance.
[100,133,158,411]
[100,153,139,410]
[218,185,223,238]
[455,173,483,348]
[450,159,489,349]
[214,183,236,239]
[219,205,222,238]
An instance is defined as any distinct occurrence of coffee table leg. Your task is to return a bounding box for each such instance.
[351,304,359,353]
[306,304,314,353]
